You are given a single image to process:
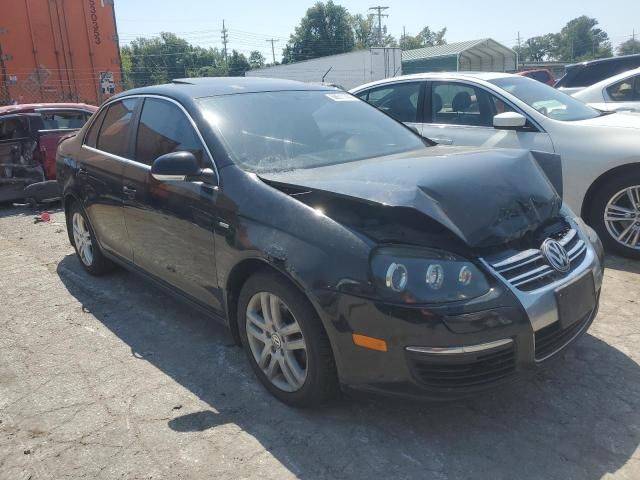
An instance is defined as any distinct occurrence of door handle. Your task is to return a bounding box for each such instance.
[432,137,453,145]
[122,186,137,199]
[77,168,88,178]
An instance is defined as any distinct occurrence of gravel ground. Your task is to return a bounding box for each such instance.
[1,204,640,480]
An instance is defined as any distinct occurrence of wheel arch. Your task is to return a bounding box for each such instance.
[224,257,316,347]
[581,162,640,220]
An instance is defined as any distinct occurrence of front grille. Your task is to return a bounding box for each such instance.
[534,311,592,361]
[408,343,516,390]
[486,228,587,292]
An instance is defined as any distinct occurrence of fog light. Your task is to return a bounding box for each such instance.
[385,263,408,292]
[426,264,444,289]
[458,266,473,286]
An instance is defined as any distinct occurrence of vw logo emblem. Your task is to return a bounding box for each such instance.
[271,333,283,350]
[541,239,571,273]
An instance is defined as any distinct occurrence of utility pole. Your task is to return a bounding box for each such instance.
[517,32,521,69]
[368,6,389,47]
[266,38,279,64]
[221,20,229,64]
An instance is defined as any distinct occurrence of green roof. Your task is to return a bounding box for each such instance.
[402,38,513,63]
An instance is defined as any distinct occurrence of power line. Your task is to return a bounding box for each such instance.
[221,20,229,64]
[265,38,279,64]
[368,6,389,47]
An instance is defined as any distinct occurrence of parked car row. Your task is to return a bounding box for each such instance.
[52,77,607,407]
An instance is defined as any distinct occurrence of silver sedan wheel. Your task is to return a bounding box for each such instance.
[72,212,94,266]
[604,186,640,250]
[245,292,308,392]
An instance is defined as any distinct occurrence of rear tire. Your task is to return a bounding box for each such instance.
[587,172,640,259]
[237,270,338,407]
[66,201,114,275]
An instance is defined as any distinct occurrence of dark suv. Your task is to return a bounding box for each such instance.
[57,78,604,407]
[556,54,640,94]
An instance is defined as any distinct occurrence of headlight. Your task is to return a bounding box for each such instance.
[371,247,491,304]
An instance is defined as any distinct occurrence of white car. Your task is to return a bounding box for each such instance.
[351,72,640,258]
[572,67,640,112]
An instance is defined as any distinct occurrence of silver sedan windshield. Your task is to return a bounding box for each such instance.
[199,90,426,173]
[490,77,601,122]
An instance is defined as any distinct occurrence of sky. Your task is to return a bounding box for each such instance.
[115,0,639,61]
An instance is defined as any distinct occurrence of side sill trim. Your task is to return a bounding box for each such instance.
[406,338,513,355]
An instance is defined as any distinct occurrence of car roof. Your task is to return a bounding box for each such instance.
[566,53,640,70]
[112,77,337,103]
[0,103,97,115]
[350,71,515,92]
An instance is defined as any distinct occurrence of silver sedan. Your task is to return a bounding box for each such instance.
[572,67,640,113]
[351,72,640,258]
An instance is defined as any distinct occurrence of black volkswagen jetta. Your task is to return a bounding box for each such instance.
[57,78,604,407]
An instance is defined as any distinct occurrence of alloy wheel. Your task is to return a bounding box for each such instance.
[72,212,94,266]
[245,292,308,392]
[604,185,640,251]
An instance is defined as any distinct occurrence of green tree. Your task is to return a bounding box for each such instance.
[248,50,266,69]
[417,26,447,47]
[282,1,355,63]
[227,50,250,76]
[555,16,612,61]
[618,38,640,56]
[121,32,227,88]
[514,34,558,62]
[351,13,375,49]
[399,26,447,51]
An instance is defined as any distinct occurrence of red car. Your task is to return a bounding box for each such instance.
[516,69,556,86]
[0,103,97,202]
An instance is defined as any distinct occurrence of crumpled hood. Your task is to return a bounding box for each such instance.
[260,147,562,248]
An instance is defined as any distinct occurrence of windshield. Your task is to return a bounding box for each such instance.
[199,90,426,173]
[490,77,601,122]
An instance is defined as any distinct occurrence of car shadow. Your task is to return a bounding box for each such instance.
[0,201,62,219]
[56,254,640,479]
[605,254,640,275]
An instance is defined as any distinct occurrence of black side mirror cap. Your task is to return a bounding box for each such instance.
[151,151,201,181]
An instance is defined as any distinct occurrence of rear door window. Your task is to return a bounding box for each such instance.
[40,111,89,130]
[84,108,108,148]
[363,82,422,122]
[134,98,208,167]
[607,75,640,102]
[96,98,139,158]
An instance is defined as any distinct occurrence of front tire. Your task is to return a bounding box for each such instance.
[588,173,640,259]
[66,202,114,275]
[237,271,338,407]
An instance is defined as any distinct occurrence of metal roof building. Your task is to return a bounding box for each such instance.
[402,39,516,74]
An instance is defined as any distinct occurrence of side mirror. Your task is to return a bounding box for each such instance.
[151,151,201,182]
[493,112,527,130]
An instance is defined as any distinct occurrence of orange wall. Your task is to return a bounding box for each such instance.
[0,0,123,106]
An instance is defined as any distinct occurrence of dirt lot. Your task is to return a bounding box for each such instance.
[1,204,639,480]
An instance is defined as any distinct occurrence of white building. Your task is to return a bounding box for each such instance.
[246,48,402,90]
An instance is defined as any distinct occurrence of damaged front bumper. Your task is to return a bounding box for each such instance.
[316,223,604,400]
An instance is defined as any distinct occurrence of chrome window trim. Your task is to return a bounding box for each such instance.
[81,94,220,182]
[406,338,513,355]
[82,145,150,170]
